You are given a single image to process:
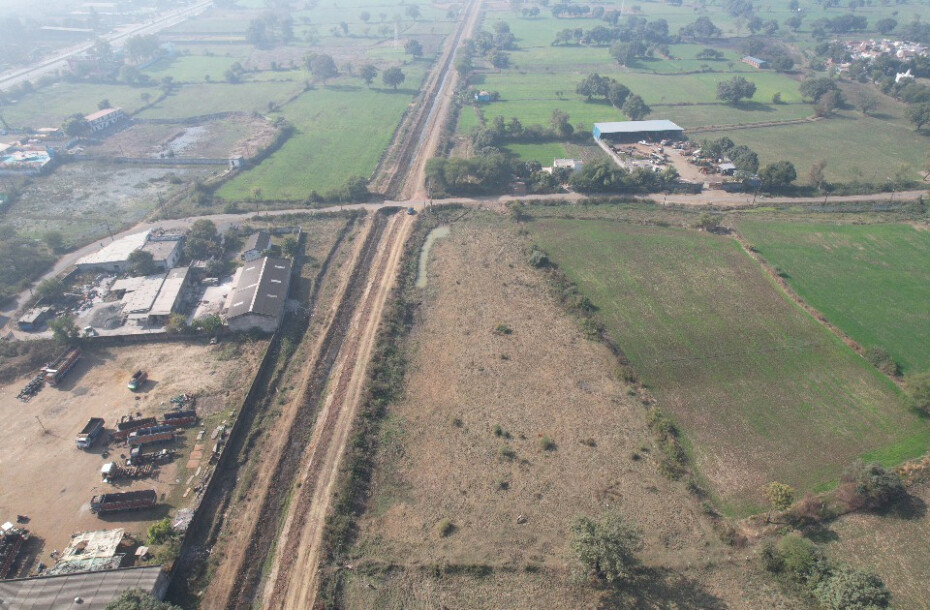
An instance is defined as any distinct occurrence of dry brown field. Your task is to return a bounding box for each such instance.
[0,339,265,566]
[340,214,798,608]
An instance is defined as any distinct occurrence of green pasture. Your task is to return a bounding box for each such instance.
[0,82,148,128]
[698,112,929,183]
[665,102,813,129]
[135,81,303,119]
[216,71,424,201]
[737,222,930,374]
[531,220,925,516]
[504,141,567,165]
[143,55,239,82]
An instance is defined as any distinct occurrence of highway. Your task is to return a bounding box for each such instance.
[0,0,213,92]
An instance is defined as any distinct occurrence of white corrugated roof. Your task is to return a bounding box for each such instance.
[594,120,683,133]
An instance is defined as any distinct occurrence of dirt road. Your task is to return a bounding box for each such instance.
[262,212,412,609]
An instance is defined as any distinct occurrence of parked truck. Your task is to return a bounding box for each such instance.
[101,462,155,483]
[128,446,175,466]
[76,417,105,450]
[162,410,198,428]
[112,416,158,441]
[42,347,81,386]
[89,489,157,515]
[127,425,175,446]
[127,370,147,391]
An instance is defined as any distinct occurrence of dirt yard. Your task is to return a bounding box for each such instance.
[0,339,265,566]
[89,116,277,160]
[342,215,797,608]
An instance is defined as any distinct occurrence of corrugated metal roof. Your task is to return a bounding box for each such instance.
[77,231,150,267]
[594,120,683,134]
[227,257,292,320]
[243,231,271,253]
[149,267,190,317]
[83,108,123,122]
[0,566,165,609]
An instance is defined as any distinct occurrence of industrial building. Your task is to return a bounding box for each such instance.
[241,230,271,262]
[0,565,168,609]
[83,107,127,133]
[111,267,193,327]
[148,267,193,325]
[18,307,52,331]
[76,231,183,273]
[226,257,293,333]
[741,55,769,69]
[592,120,684,144]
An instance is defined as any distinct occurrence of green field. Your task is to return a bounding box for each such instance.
[698,112,929,183]
[531,220,926,515]
[737,222,930,375]
[136,81,303,119]
[143,55,240,83]
[505,141,567,165]
[216,72,424,200]
[0,82,149,128]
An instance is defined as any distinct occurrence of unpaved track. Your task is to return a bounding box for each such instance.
[263,212,413,609]
[373,0,484,200]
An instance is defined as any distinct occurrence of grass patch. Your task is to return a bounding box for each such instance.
[505,141,567,165]
[531,219,926,516]
[136,81,302,119]
[216,71,425,201]
[737,222,930,374]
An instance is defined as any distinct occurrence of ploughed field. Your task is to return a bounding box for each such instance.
[530,220,926,516]
[737,221,930,375]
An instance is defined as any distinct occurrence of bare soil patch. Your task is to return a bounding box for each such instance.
[344,216,796,608]
[0,339,265,563]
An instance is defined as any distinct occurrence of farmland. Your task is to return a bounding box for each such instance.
[530,219,925,515]
[216,67,428,201]
[737,221,930,374]
[340,215,795,608]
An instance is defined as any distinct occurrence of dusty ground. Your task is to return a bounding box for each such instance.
[343,216,797,608]
[822,480,930,609]
[0,339,264,565]
[89,116,276,160]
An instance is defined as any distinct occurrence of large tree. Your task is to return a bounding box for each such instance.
[184,219,222,261]
[309,54,338,84]
[570,511,642,584]
[759,161,797,189]
[382,66,406,89]
[906,103,930,131]
[359,64,378,87]
[716,76,757,105]
[404,39,423,57]
[622,94,651,120]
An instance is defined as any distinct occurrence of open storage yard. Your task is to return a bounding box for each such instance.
[530,219,924,516]
[737,221,930,374]
[338,214,795,608]
[0,339,265,562]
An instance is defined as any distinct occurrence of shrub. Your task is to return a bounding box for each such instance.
[813,566,890,610]
[498,444,516,461]
[528,249,549,267]
[615,364,639,384]
[864,347,900,376]
[539,436,556,451]
[570,511,642,584]
[842,460,905,509]
[907,371,930,414]
[759,540,783,573]
[146,518,174,545]
[493,323,513,335]
[764,481,795,511]
[777,532,828,585]
[435,518,455,538]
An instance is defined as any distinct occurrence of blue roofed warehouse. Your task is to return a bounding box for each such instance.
[592,120,684,144]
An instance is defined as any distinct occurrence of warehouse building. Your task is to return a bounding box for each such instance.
[83,108,127,133]
[241,230,271,262]
[592,120,684,144]
[0,565,167,609]
[76,231,182,273]
[148,267,193,325]
[226,257,292,333]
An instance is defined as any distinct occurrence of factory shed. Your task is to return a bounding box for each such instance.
[139,236,183,270]
[592,120,684,144]
[0,565,167,609]
[241,231,271,262]
[76,231,151,273]
[148,267,193,324]
[226,257,292,333]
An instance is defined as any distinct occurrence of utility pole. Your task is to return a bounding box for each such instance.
[35,415,48,433]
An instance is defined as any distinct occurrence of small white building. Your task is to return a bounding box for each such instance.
[226,257,292,333]
[83,107,127,133]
